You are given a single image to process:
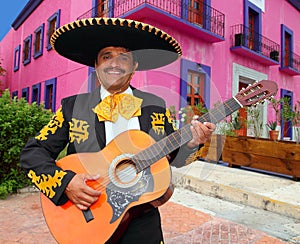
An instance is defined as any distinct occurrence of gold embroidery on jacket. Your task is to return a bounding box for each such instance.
[165,109,177,131]
[35,108,64,140]
[69,118,90,143]
[28,169,67,199]
[150,112,165,135]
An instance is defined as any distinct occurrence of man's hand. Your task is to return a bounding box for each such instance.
[65,174,101,210]
[187,115,216,149]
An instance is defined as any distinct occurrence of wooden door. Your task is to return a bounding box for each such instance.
[188,0,204,26]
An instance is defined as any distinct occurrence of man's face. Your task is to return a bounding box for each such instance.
[95,46,138,93]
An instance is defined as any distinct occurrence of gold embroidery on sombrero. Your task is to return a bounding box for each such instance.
[165,109,177,131]
[28,170,67,199]
[150,112,165,135]
[35,108,64,141]
[69,118,90,144]
[50,18,182,56]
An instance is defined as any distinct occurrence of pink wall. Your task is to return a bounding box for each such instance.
[1,0,300,122]
[0,0,93,109]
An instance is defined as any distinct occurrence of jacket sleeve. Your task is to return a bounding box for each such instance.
[163,106,202,168]
[20,102,75,206]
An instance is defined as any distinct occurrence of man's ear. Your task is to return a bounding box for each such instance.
[133,62,139,71]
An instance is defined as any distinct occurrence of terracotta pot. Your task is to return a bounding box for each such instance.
[233,129,245,137]
[269,130,279,141]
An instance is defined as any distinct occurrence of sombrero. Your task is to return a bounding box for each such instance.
[50,17,182,70]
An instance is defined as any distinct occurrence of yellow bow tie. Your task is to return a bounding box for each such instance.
[93,94,143,123]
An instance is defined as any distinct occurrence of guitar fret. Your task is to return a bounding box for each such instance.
[134,97,244,173]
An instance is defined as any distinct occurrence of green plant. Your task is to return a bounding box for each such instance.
[266,120,277,131]
[168,105,177,121]
[269,97,282,125]
[179,103,208,125]
[231,112,244,130]
[247,106,263,138]
[0,90,53,198]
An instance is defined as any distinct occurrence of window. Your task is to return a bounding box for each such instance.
[46,10,61,50]
[248,9,256,50]
[23,35,32,65]
[13,45,21,72]
[244,1,262,51]
[180,59,210,109]
[281,25,293,68]
[33,24,44,59]
[45,78,57,111]
[12,91,18,98]
[280,89,293,139]
[187,71,205,106]
[22,87,29,101]
[32,83,41,104]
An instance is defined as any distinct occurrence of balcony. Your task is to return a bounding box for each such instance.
[77,0,225,43]
[280,51,300,76]
[230,24,280,66]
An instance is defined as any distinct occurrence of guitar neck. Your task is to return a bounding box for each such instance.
[134,97,242,172]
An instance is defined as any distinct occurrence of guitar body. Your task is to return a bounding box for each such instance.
[41,130,172,243]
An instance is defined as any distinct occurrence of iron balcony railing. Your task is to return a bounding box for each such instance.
[78,0,225,38]
[231,24,280,62]
[283,51,300,72]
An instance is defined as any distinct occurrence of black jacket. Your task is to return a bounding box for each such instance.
[20,86,195,205]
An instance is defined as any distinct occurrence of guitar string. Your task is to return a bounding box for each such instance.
[81,97,244,192]
[91,85,274,187]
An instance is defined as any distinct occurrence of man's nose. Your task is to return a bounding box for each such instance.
[109,56,121,67]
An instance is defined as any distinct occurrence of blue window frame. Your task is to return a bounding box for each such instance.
[23,34,32,65]
[243,0,262,52]
[281,24,293,68]
[13,45,21,72]
[12,90,18,98]
[22,87,29,101]
[44,78,57,111]
[33,23,44,59]
[180,59,211,109]
[46,10,61,50]
[32,83,41,104]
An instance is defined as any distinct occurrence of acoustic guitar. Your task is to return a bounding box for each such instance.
[41,80,277,243]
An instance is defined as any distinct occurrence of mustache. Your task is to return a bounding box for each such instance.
[103,67,126,74]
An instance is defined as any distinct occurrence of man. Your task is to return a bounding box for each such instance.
[20,17,215,243]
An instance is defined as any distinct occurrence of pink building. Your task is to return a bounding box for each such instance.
[1,0,300,139]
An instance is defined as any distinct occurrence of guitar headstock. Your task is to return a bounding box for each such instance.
[235,80,278,107]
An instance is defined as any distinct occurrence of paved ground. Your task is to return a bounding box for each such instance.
[1,160,299,243]
[0,190,289,244]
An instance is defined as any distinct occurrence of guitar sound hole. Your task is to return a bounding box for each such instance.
[114,160,137,184]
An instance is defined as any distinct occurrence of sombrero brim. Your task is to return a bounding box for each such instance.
[51,18,182,70]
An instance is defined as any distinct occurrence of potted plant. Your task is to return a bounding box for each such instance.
[266,120,279,141]
[268,97,282,140]
[230,111,245,136]
[285,100,300,143]
[179,102,208,125]
[247,106,263,138]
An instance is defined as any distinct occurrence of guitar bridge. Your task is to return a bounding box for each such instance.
[82,208,94,223]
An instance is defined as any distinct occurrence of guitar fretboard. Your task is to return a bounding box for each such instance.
[133,97,241,173]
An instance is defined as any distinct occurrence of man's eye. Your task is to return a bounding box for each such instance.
[102,55,110,60]
[121,56,129,61]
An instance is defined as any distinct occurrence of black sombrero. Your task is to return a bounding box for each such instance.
[51,17,182,70]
